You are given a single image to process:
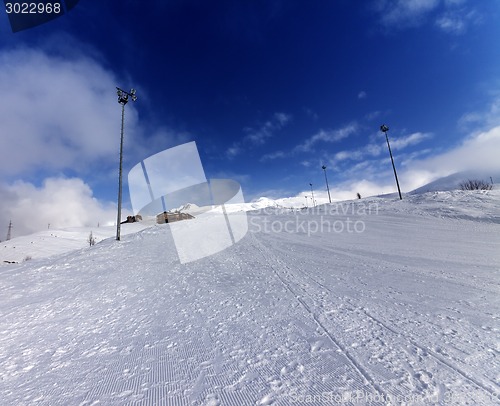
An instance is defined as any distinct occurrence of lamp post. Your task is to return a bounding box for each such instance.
[116,87,137,241]
[309,183,316,207]
[322,165,331,203]
[6,220,12,241]
[380,124,402,200]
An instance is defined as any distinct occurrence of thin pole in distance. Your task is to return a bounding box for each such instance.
[380,124,402,200]
[322,165,331,203]
[116,87,137,241]
[309,183,316,207]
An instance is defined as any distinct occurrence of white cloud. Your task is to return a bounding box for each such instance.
[365,143,384,157]
[459,97,500,131]
[435,12,465,33]
[276,103,500,200]
[334,125,500,195]
[374,0,478,34]
[444,0,466,5]
[0,46,146,238]
[0,45,198,238]
[410,125,500,175]
[375,0,440,27]
[261,124,500,202]
[0,177,117,238]
[226,146,242,159]
[365,111,382,121]
[334,151,352,161]
[274,112,291,126]
[330,179,396,200]
[333,131,431,162]
[246,112,291,145]
[390,132,432,149]
[294,122,359,153]
[260,123,359,161]
[260,150,286,161]
[435,8,479,34]
[0,47,139,177]
[226,112,291,158]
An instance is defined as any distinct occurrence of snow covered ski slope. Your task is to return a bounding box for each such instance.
[0,190,499,405]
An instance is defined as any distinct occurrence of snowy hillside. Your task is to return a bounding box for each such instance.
[175,197,303,216]
[409,170,499,195]
[1,222,153,266]
[0,190,499,405]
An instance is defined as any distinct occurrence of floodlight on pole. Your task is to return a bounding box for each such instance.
[322,165,331,203]
[6,220,12,241]
[116,87,137,241]
[380,124,402,200]
[309,183,316,207]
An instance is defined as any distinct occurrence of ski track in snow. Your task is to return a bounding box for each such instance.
[0,191,499,405]
[250,230,499,404]
[251,234,390,401]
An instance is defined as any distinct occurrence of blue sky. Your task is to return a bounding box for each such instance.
[1,0,500,236]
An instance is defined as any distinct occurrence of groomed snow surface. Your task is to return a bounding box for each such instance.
[1,190,499,405]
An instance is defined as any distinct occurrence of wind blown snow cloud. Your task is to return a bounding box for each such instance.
[433,127,495,180]
[0,47,139,177]
[396,97,500,190]
[0,177,117,238]
[0,45,149,237]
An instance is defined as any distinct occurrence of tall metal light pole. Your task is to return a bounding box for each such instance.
[309,183,316,207]
[6,220,12,241]
[322,165,331,203]
[380,124,402,200]
[305,196,309,208]
[116,87,137,241]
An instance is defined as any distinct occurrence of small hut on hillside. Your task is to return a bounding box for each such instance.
[120,215,142,224]
[156,211,194,224]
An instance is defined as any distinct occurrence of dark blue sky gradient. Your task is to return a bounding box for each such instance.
[1,0,500,203]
